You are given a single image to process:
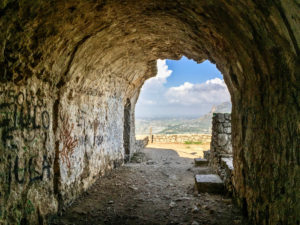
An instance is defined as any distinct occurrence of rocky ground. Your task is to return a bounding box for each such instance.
[49,145,247,225]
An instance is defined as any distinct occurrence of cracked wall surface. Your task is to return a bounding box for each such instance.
[0,0,299,224]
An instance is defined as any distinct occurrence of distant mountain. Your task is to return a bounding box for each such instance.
[135,117,193,135]
[135,102,231,135]
[193,101,232,132]
[209,101,232,114]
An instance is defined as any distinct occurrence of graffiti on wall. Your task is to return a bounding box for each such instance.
[69,109,104,148]
[59,114,78,169]
[76,88,104,97]
[58,109,104,170]
[0,88,50,149]
[73,134,103,147]
[0,153,52,198]
[10,154,51,184]
[0,87,52,195]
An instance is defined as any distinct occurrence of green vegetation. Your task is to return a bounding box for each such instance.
[184,141,203,145]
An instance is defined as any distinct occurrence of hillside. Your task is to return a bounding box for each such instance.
[135,101,231,135]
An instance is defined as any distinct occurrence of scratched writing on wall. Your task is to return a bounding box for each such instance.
[59,114,78,169]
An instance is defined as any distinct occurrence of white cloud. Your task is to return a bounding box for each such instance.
[135,60,231,118]
[142,99,156,105]
[165,78,230,105]
[141,59,172,91]
[205,77,224,85]
[137,59,172,107]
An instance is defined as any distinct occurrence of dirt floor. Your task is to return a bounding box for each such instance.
[146,142,211,159]
[49,144,247,225]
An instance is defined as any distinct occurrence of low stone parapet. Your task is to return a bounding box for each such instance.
[135,136,149,151]
[149,134,211,144]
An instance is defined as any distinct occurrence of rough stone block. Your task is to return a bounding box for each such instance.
[217,125,224,133]
[223,122,231,128]
[195,174,224,194]
[223,144,232,154]
[224,127,231,134]
[224,113,231,120]
[194,158,208,166]
[216,113,225,122]
[217,134,228,146]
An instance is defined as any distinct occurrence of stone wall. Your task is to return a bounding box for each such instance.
[209,113,233,194]
[0,80,58,224]
[135,137,149,152]
[0,78,129,223]
[150,134,211,144]
[209,113,232,168]
[56,85,126,207]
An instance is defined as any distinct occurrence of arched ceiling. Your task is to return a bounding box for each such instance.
[1,0,298,102]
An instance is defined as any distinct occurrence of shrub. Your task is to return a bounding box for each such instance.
[184,141,202,145]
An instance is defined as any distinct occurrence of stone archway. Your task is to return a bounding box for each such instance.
[0,1,299,224]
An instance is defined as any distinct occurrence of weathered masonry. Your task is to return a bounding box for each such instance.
[208,113,234,194]
[149,134,211,144]
[0,1,299,224]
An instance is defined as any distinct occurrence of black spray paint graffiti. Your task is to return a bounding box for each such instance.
[0,89,50,148]
[3,155,51,192]
[0,88,52,197]
[28,155,51,183]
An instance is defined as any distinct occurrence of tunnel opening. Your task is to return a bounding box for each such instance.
[135,57,231,135]
[134,56,234,201]
[0,1,299,224]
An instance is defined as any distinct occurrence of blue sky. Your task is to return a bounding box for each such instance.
[165,57,223,87]
[135,57,230,118]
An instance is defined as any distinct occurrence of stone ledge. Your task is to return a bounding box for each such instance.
[194,158,209,166]
[195,174,224,194]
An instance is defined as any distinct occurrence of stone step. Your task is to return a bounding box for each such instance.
[195,174,224,194]
[194,158,208,167]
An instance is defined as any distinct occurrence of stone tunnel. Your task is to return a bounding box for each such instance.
[0,0,299,224]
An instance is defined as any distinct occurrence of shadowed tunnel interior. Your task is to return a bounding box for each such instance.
[0,0,299,224]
